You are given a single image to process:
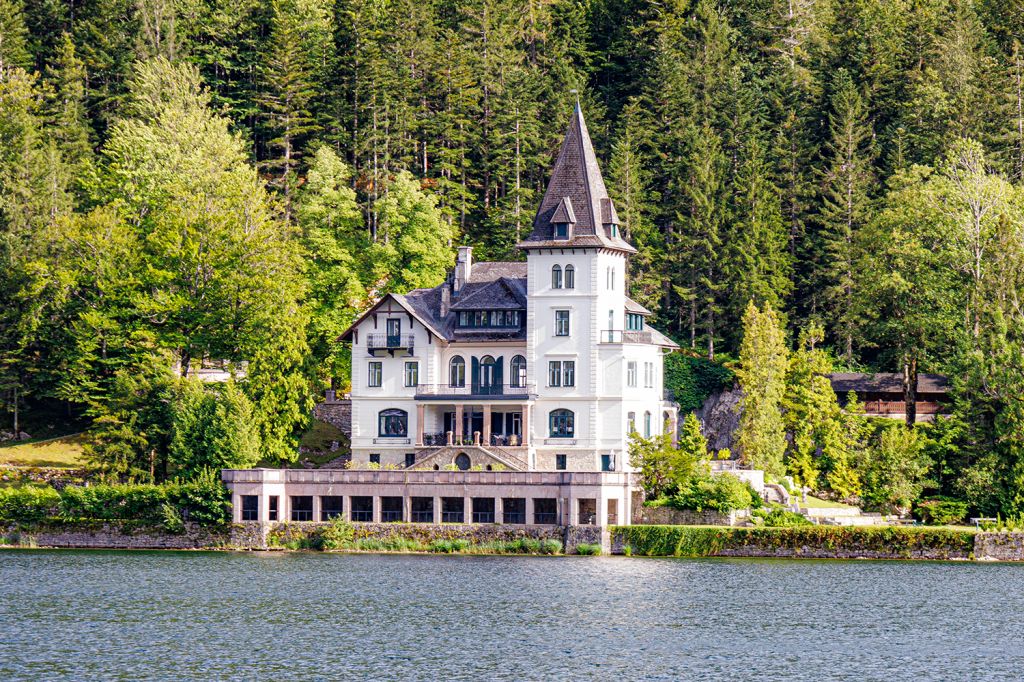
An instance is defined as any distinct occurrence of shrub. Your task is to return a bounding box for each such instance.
[539,539,563,555]
[0,486,61,522]
[672,473,754,512]
[575,543,602,555]
[320,516,355,549]
[161,503,186,534]
[429,538,471,553]
[753,505,812,527]
[914,498,969,526]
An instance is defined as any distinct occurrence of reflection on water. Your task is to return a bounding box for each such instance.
[1,550,1023,680]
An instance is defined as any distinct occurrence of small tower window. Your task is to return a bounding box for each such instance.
[552,265,563,289]
[554,223,570,239]
[565,265,575,289]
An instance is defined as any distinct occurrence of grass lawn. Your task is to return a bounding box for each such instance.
[0,433,87,468]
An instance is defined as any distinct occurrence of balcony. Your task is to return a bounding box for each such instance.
[366,333,415,356]
[373,437,411,445]
[599,330,653,344]
[415,383,534,400]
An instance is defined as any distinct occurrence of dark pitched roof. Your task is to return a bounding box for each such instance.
[519,103,635,253]
[468,261,527,282]
[828,373,950,395]
[625,296,652,315]
[450,277,526,311]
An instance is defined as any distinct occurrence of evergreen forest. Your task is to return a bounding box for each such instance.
[3,0,1024,516]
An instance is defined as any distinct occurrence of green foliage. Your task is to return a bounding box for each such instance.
[629,429,706,501]
[862,425,932,514]
[428,538,471,553]
[574,543,602,555]
[671,473,755,513]
[0,486,61,522]
[736,302,788,477]
[614,525,976,559]
[752,506,813,527]
[320,516,355,549]
[663,353,735,414]
[169,380,261,477]
[914,498,970,526]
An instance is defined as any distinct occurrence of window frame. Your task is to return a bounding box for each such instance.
[548,409,575,438]
[627,361,637,387]
[565,264,575,289]
[378,409,409,438]
[404,361,419,388]
[449,356,466,388]
[551,265,563,289]
[368,361,383,388]
[644,411,652,438]
[510,355,527,388]
[548,360,562,387]
[562,360,575,387]
[556,454,567,470]
[554,310,570,336]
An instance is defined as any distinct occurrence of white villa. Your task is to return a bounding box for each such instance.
[340,103,678,473]
[223,104,679,531]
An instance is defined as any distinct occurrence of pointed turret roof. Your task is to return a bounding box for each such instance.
[518,102,635,253]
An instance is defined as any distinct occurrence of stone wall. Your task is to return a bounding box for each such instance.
[974,532,1024,561]
[633,505,742,527]
[268,521,606,553]
[1,521,242,550]
[695,387,742,453]
[313,399,352,436]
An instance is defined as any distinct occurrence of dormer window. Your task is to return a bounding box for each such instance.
[627,313,644,331]
[554,223,570,239]
[609,224,619,238]
[550,197,576,240]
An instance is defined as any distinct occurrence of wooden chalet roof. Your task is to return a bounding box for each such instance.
[828,373,950,395]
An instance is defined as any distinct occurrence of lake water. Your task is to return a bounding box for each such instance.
[1,550,1023,681]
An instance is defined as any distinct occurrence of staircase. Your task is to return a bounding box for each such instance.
[413,445,528,471]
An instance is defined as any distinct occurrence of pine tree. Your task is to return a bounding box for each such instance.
[818,69,875,361]
[736,301,789,477]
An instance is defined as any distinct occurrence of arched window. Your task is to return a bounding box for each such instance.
[379,409,408,437]
[644,411,652,438]
[449,356,466,388]
[510,355,527,388]
[611,267,616,290]
[454,453,471,470]
[549,409,575,438]
[627,411,636,434]
[480,355,497,388]
[551,265,563,289]
[565,265,575,289]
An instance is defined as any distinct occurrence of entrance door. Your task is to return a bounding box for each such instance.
[462,410,484,440]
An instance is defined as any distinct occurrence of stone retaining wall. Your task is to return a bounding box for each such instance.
[313,399,352,436]
[633,505,742,527]
[267,521,605,553]
[974,532,1024,561]
[1,520,604,553]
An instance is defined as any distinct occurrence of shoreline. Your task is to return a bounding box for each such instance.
[4,520,1024,561]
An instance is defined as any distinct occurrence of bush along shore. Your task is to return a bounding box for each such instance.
[611,525,984,560]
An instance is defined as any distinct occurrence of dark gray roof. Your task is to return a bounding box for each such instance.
[519,103,635,253]
[829,373,950,395]
[468,261,527,282]
[450,278,526,311]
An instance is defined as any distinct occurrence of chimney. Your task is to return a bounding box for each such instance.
[454,246,472,295]
[440,279,451,317]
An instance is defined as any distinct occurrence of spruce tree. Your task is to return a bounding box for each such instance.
[818,70,875,361]
[0,0,31,74]
[42,34,94,186]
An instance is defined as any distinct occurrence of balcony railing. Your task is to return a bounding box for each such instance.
[373,437,411,445]
[421,432,526,447]
[415,383,533,398]
[599,329,653,344]
[366,333,415,355]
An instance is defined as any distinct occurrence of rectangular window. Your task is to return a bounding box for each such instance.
[554,310,570,336]
[321,496,343,521]
[381,496,403,522]
[601,454,615,472]
[472,498,495,523]
[548,361,562,387]
[554,223,569,239]
[644,363,652,388]
[290,496,313,522]
[350,496,373,522]
[368,361,382,387]
[556,454,567,470]
[405,452,416,468]
[241,495,258,521]
[441,497,465,523]
[627,361,637,387]
[268,496,279,522]
[369,453,381,465]
[411,497,434,523]
[404,361,418,387]
[458,311,468,326]
[562,361,575,387]
[502,498,526,524]
[533,498,557,525]
[627,412,636,433]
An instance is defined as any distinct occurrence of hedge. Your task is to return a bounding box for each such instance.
[613,525,977,559]
[0,473,231,526]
